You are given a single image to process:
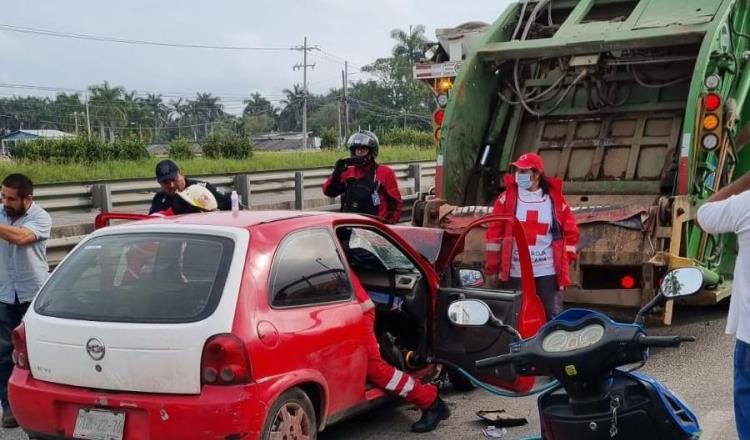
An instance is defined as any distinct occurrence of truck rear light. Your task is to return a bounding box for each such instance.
[433,109,445,126]
[11,323,29,370]
[704,93,721,112]
[704,74,721,90]
[582,266,642,290]
[701,134,720,150]
[201,334,251,386]
[620,275,636,289]
[702,114,719,131]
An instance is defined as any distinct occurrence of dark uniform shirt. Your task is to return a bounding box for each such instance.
[149,178,232,214]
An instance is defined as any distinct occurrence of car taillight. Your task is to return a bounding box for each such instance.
[11,323,29,370]
[200,334,251,386]
[620,275,636,289]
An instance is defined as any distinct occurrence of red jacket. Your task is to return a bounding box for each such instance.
[322,162,403,223]
[485,174,579,288]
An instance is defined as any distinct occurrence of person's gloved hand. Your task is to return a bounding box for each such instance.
[334,158,348,173]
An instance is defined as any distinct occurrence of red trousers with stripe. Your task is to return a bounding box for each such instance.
[363,308,437,410]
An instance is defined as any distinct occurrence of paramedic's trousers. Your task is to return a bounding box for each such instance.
[363,308,437,410]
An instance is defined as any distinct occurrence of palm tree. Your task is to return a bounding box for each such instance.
[143,93,168,141]
[193,93,224,137]
[169,98,189,138]
[122,91,153,141]
[55,93,85,135]
[88,81,126,142]
[389,25,427,63]
[278,85,304,132]
[242,92,276,118]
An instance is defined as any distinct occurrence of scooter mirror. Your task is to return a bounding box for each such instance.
[660,267,704,298]
[447,299,493,326]
[459,269,485,287]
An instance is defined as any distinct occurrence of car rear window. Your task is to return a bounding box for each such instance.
[34,233,235,323]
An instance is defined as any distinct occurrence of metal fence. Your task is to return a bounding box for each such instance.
[41,161,436,266]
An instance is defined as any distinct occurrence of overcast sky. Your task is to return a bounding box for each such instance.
[0,0,513,113]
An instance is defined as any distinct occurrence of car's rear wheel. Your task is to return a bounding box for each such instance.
[262,388,317,440]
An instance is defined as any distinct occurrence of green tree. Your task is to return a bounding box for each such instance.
[389,25,427,63]
[319,127,338,149]
[244,114,275,135]
[54,93,85,135]
[243,92,277,119]
[192,92,225,138]
[88,81,127,142]
[278,85,304,131]
[168,138,195,160]
[169,98,189,139]
[143,93,169,142]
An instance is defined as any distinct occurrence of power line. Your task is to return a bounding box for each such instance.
[0,82,292,103]
[0,23,296,51]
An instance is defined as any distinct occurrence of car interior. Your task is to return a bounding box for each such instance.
[335,226,431,370]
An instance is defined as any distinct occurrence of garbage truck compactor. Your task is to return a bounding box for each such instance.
[414,0,750,322]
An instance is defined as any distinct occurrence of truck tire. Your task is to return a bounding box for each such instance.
[448,368,476,392]
[262,388,317,440]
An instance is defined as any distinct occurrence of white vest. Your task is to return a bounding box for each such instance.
[510,189,555,278]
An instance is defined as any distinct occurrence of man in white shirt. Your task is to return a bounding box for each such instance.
[696,172,750,438]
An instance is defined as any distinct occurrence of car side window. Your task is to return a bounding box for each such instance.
[270,229,352,308]
[345,228,416,271]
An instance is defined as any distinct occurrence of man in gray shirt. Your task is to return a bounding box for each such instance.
[0,174,51,428]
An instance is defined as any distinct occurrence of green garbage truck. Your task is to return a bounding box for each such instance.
[414,0,748,322]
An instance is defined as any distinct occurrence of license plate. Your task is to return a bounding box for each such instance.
[73,408,125,440]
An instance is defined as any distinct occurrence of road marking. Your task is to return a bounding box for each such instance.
[701,410,734,440]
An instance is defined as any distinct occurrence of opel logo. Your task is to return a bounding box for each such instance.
[86,338,105,361]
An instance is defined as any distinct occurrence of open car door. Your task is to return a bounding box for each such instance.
[434,215,545,392]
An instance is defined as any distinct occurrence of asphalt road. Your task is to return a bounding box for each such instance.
[0,304,737,440]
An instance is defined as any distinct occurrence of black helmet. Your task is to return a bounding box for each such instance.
[347,130,379,160]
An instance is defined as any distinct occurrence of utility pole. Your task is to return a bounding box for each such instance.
[337,94,342,149]
[73,112,79,135]
[293,37,317,150]
[84,94,92,140]
[344,61,349,141]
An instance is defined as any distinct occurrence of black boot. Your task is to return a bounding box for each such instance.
[411,397,450,433]
[1,406,18,429]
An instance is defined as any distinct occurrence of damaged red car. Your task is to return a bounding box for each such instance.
[9,210,544,439]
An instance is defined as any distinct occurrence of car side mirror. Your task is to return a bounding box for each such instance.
[660,267,704,299]
[447,299,493,326]
[459,269,485,287]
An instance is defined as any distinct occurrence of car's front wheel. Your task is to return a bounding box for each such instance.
[262,388,317,440]
[447,368,477,391]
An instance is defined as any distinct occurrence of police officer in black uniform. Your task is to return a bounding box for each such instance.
[149,159,231,214]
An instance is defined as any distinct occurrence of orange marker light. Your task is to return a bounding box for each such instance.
[703,114,720,131]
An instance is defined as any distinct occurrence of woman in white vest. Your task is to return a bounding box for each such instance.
[485,153,580,319]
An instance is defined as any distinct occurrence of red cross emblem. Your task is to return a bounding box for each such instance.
[520,210,549,246]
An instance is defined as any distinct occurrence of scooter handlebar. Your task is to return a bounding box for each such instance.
[476,353,514,368]
[638,335,696,347]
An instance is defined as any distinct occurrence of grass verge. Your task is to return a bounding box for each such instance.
[1,146,436,183]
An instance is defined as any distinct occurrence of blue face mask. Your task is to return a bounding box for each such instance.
[515,172,533,190]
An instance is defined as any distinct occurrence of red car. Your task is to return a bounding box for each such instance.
[9,210,544,440]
